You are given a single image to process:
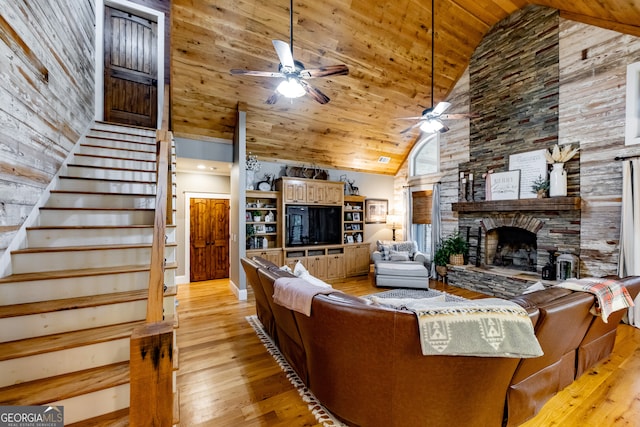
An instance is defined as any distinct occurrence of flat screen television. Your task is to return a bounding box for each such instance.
[285,205,342,247]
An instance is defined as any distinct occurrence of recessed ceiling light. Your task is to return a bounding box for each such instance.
[197,164,206,170]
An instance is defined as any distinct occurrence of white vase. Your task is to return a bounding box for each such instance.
[549,163,567,197]
[246,170,255,190]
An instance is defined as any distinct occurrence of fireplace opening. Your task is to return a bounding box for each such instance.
[487,226,537,272]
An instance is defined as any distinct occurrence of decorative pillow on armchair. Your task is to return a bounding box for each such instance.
[389,250,411,261]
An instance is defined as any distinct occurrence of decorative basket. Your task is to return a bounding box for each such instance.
[449,254,465,265]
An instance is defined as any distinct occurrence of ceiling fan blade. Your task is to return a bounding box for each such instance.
[230,69,284,78]
[432,101,451,115]
[265,90,281,105]
[300,64,349,79]
[400,122,423,134]
[440,113,480,119]
[272,40,295,69]
[299,80,330,104]
[397,116,427,120]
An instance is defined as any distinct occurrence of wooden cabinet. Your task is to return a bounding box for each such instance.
[327,249,345,280]
[246,191,279,250]
[306,249,327,278]
[345,243,371,276]
[343,195,365,244]
[278,177,343,205]
[284,250,307,271]
[246,249,282,266]
[281,179,307,203]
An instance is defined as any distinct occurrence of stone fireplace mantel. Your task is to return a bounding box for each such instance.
[451,196,581,213]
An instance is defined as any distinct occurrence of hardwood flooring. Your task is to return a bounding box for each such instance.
[176,274,640,426]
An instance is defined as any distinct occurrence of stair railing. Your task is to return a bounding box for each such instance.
[129,129,174,426]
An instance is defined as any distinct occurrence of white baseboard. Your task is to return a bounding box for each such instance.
[229,279,247,301]
[175,275,189,285]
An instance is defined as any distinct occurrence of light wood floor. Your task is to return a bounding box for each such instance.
[176,274,640,426]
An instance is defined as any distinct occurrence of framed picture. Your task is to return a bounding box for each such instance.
[254,224,266,234]
[353,212,361,221]
[345,212,353,221]
[365,198,388,224]
[346,235,354,243]
[490,170,521,200]
[509,149,547,199]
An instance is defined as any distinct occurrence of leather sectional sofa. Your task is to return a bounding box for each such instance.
[241,256,640,427]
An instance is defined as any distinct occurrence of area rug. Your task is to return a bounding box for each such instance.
[245,315,347,427]
[366,287,467,302]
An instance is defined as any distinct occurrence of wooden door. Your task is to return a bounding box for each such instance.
[190,198,229,282]
[104,6,158,127]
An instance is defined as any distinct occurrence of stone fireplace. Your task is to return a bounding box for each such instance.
[448,199,581,297]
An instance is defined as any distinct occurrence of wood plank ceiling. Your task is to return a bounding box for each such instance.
[171,0,640,175]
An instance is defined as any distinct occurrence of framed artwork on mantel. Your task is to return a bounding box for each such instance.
[490,170,521,200]
[509,149,547,199]
[365,199,388,223]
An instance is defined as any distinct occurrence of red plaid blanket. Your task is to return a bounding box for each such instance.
[556,278,635,323]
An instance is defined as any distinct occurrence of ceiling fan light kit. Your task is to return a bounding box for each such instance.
[276,78,306,98]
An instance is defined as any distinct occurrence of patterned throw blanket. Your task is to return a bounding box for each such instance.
[556,278,635,323]
[369,296,543,358]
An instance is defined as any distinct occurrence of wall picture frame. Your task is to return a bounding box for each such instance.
[490,170,521,200]
[352,212,361,221]
[365,198,388,224]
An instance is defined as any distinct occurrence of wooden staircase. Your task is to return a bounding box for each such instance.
[0,122,177,425]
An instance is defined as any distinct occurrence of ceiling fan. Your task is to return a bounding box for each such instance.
[398,0,477,134]
[230,0,349,105]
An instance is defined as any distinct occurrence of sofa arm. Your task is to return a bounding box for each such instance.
[371,251,384,263]
[413,251,429,266]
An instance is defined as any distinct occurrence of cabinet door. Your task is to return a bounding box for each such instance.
[325,185,343,205]
[247,249,282,266]
[306,182,325,204]
[345,244,370,276]
[327,254,345,279]
[285,256,307,271]
[307,255,327,279]
[283,180,306,203]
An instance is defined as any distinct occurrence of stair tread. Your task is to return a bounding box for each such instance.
[94,120,156,133]
[0,262,178,284]
[0,361,130,406]
[0,286,178,319]
[67,408,129,427]
[67,163,157,173]
[74,152,156,163]
[26,225,176,231]
[40,206,156,211]
[12,242,177,254]
[80,140,156,154]
[0,320,145,361]
[49,189,159,197]
[86,134,156,145]
[59,175,156,184]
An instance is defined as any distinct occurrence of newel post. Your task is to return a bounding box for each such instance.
[129,322,174,426]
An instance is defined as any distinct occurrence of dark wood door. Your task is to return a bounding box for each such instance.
[104,6,157,127]
[190,198,229,282]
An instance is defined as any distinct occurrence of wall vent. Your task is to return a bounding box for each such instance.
[377,156,391,164]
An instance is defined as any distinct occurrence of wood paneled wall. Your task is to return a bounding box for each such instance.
[396,5,640,276]
[0,1,95,254]
[559,20,640,277]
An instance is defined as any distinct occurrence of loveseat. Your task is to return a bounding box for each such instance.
[241,256,640,427]
[371,240,431,288]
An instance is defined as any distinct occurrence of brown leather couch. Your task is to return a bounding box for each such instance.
[241,256,640,427]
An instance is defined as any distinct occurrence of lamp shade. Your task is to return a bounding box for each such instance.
[276,78,305,98]
[386,214,401,228]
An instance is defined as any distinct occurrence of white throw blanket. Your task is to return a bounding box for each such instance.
[371,296,543,358]
[273,277,337,316]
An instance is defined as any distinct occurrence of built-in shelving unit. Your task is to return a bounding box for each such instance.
[343,195,365,244]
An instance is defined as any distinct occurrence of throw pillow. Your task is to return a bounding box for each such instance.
[393,241,418,257]
[389,250,410,261]
[379,244,392,261]
[293,261,332,288]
